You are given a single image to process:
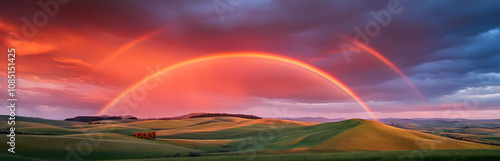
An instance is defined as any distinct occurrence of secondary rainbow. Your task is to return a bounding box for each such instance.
[94,26,173,70]
[343,36,426,102]
[97,52,378,121]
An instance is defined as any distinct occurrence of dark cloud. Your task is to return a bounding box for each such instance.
[0,0,499,118]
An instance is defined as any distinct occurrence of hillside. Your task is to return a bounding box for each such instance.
[382,118,500,146]
[273,119,499,151]
[309,119,497,151]
[10,134,198,160]
[159,118,499,152]
[1,116,499,160]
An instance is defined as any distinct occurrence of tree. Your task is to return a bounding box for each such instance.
[132,131,156,140]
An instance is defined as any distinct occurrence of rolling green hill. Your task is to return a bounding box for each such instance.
[3,134,199,160]
[161,119,498,152]
[0,116,499,160]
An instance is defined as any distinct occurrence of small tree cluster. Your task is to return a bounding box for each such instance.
[133,131,156,139]
[189,113,262,119]
[65,116,122,122]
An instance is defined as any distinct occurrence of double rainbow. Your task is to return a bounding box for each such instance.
[97,52,378,121]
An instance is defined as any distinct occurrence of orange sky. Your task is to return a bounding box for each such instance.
[1,1,499,120]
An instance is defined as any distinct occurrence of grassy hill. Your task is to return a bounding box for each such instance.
[159,118,498,152]
[0,116,499,160]
[2,134,198,160]
[309,119,496,151]
[0,115,83,126]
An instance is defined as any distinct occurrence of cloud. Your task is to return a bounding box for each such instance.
[36,105,56,111]
[53,57,93,71]
[0,0,499,119]
[80,93,111,104]
[2,33,58,55]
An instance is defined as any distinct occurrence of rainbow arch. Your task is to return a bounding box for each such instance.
[342,36,426,102]
[97,52,378,121]
[355,42,425,101]
[94,26,173,70]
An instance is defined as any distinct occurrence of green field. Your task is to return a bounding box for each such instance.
[1,116,499,160]
[121,149,500,161]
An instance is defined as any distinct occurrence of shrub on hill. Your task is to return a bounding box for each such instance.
[132,131,156,140]
[65,116,123,122]
[188,152,200,157]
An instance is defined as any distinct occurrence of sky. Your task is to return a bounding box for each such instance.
[0,0,499,120]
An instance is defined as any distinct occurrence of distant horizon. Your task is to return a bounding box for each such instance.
[10,112,500,121]
[1,0,499,125]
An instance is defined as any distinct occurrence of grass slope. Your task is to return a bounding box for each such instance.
[312,119,497,151]
[161,119,499,152]
[0,133,200,160]
[0,115,84,126]
[1,116,499,160]
[119,149,500,161]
